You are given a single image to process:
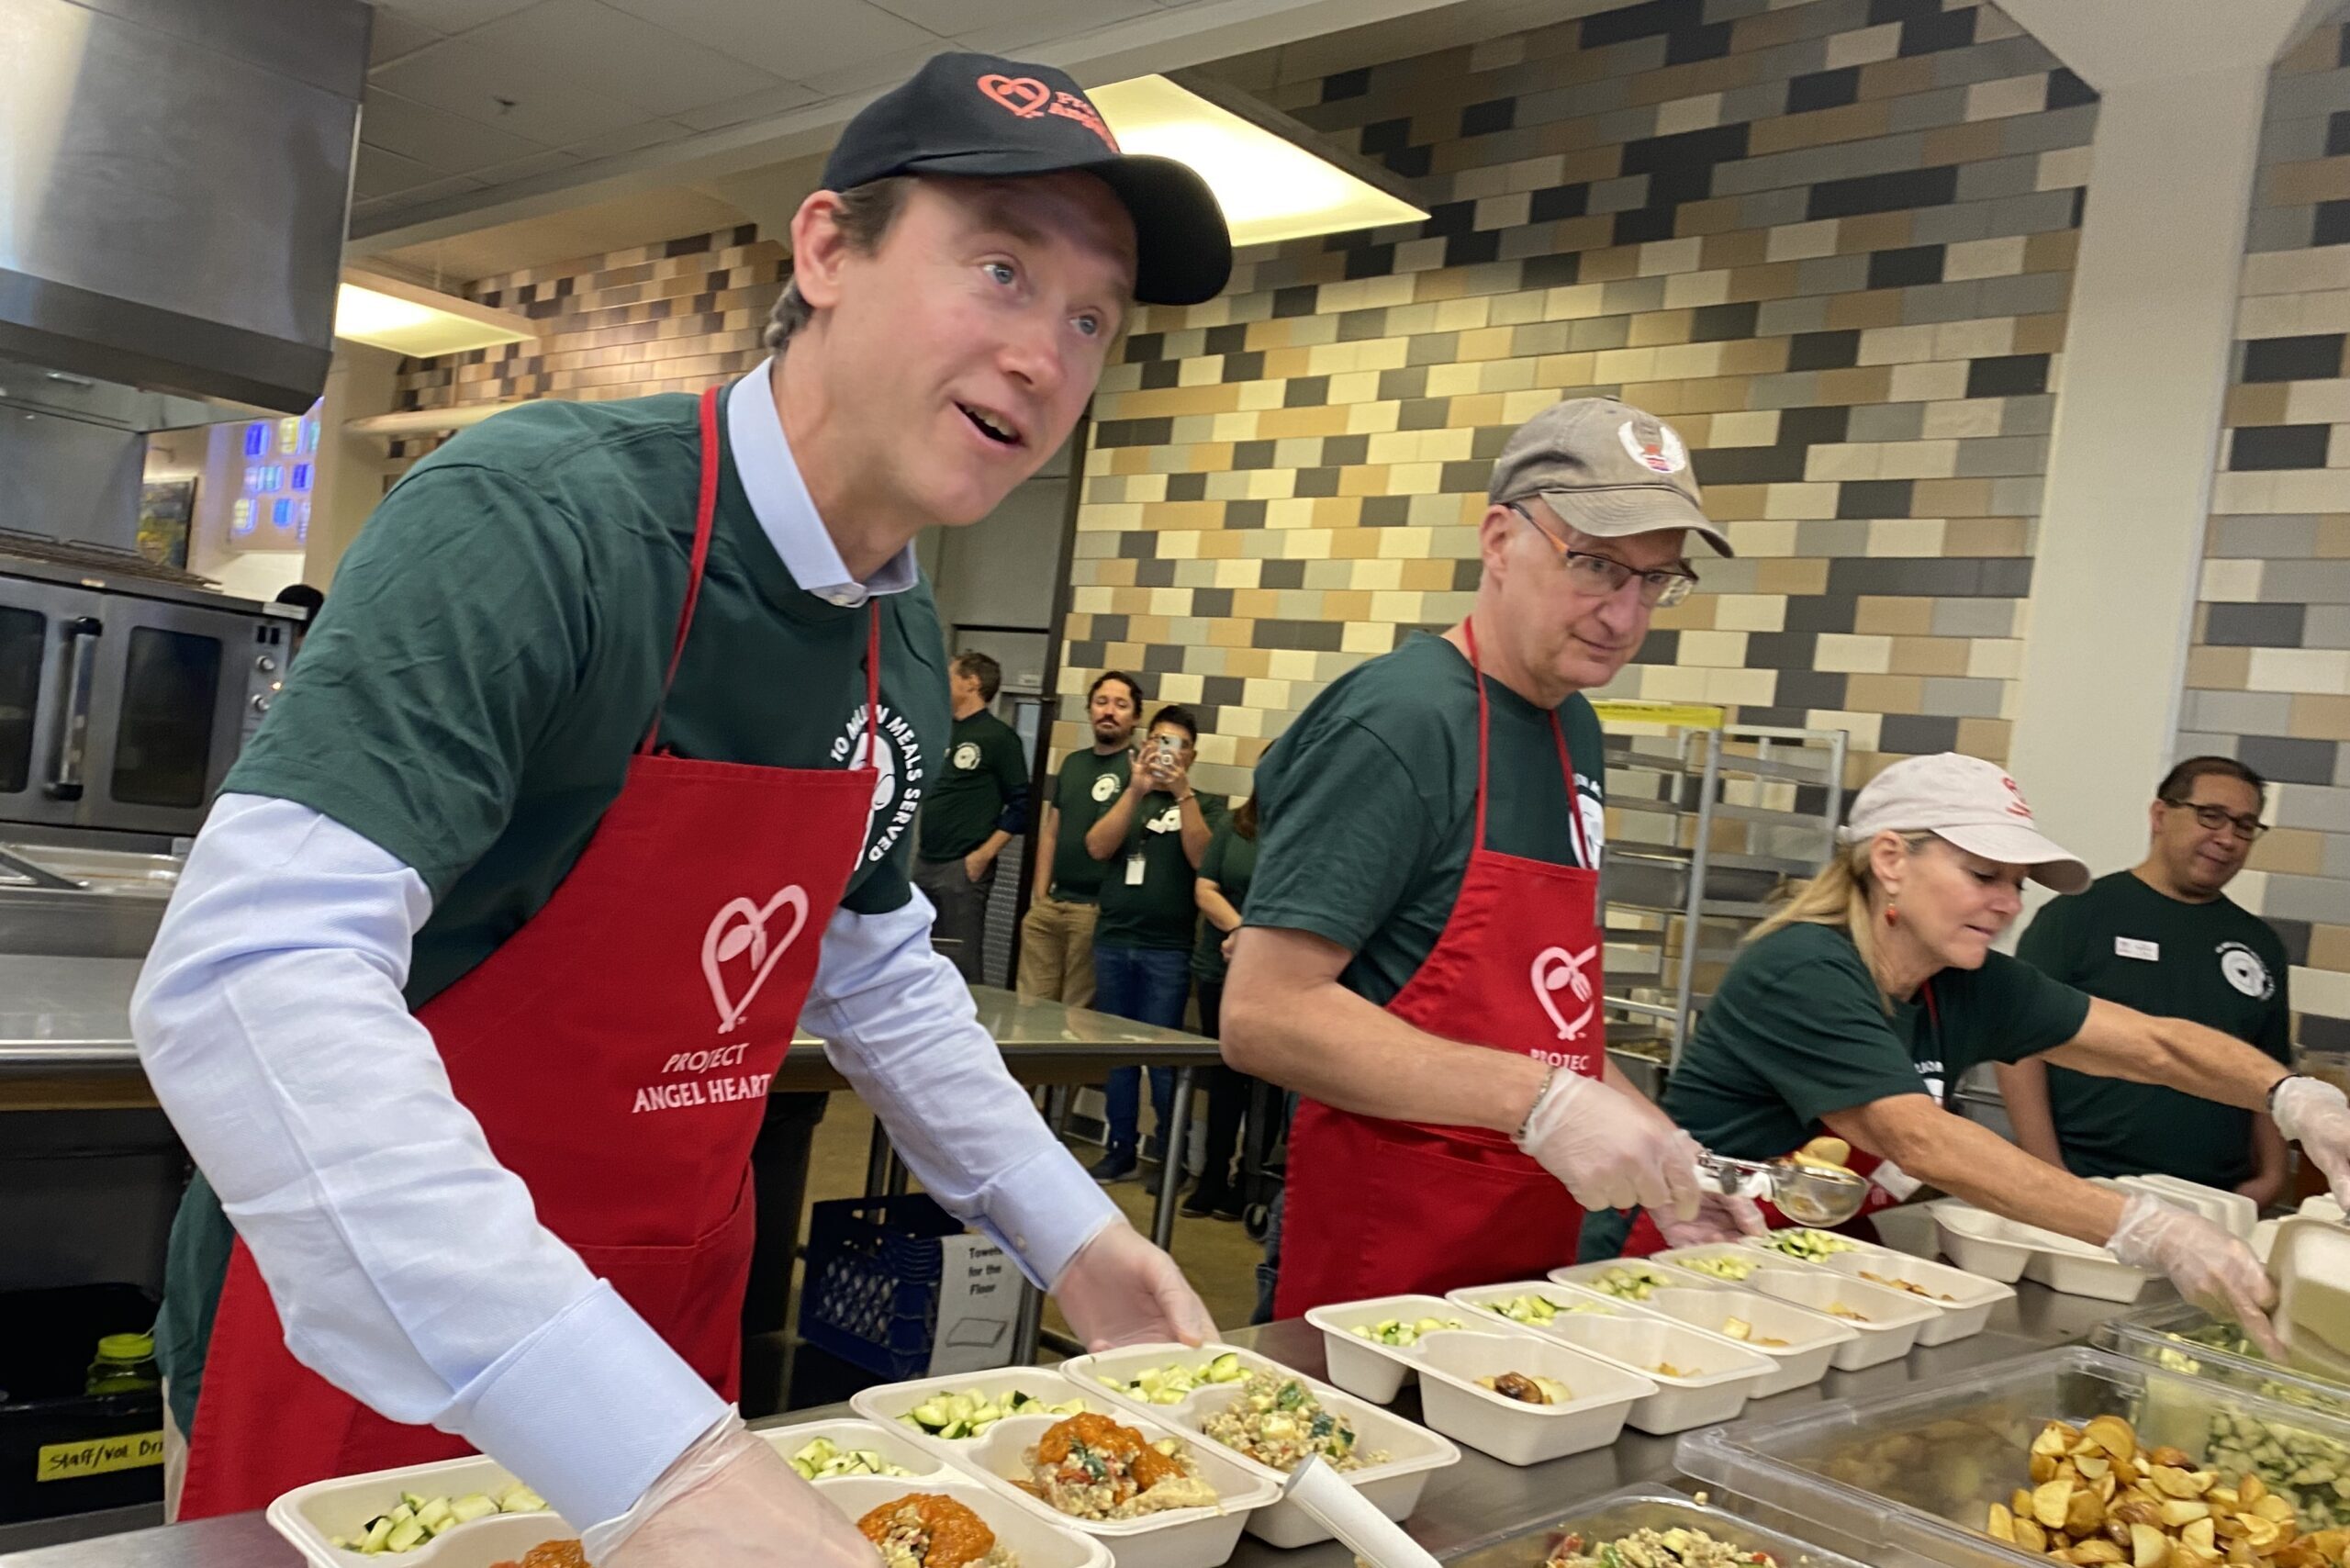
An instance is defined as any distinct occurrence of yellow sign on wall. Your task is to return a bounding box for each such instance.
[1590,700,1726,730]
[36,1431,163,1482]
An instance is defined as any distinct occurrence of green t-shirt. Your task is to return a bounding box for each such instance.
[1096,790,1229,950]
[1579,921,2092,1260]
[1046,748,1132,903]
[165,386,950,1435]
[920,707,1027,860]
[2020,870,2293,1188]
[1248,632,1606,1006]
[1192,820,1259,983]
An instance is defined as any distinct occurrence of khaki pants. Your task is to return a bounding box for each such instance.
[1018,897,1099,1009]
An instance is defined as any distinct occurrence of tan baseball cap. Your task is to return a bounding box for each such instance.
[1488,397,1732,556]
[1838,752,2092,893]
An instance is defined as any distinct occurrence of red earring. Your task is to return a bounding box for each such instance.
[1886,900,1900,927]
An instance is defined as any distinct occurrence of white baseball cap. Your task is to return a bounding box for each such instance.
[1836,753,2091,894]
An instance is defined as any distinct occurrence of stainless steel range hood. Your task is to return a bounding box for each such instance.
[0,0,371,423]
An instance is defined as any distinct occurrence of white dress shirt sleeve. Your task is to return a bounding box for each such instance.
[130,793,725,1530]
[802,895,1122,1288]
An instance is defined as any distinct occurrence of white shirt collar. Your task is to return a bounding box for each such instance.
[725,358,918,609]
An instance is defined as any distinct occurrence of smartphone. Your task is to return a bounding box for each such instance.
[1153,734,1180,762]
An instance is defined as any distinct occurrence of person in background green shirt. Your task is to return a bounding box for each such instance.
[1579,751,2350,1356]
[1185,790,1265,1220]
[1997,756,2294,1204]
[1018,670,1140,1009]
[1086,704,1225,1182]
[914,650,1030,983]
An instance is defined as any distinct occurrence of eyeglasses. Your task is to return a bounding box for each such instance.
[2162,799,2268,841]
[1505,502,1698,608]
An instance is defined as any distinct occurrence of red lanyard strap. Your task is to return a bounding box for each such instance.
[1461,619,1593,868]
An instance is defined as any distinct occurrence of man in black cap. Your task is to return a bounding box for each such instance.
[132,53,1228,1563]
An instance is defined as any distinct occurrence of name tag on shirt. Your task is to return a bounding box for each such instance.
[2115,936,2160,962]
[1125,853,1147,886]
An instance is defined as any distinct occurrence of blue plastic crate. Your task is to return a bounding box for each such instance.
[797,1193,971,1381]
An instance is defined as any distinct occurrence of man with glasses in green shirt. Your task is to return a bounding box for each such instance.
[1998,757,2296,1204]
[1225,398,1751,1315]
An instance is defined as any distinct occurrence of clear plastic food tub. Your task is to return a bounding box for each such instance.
[2094,1300,2350,1418]
[1807,1249,2013,1346]
[890,1400,1278,1568]
[1442,1484,1883,1568]
[1058,1341,1460,1550]
[1304,1293,1489,1402]
[1403,1328,1656,1466]
[1504,1308,1773,1434]
[1639,1285,1854,1396]
[1678,1346,2350,1568]
[1742,1268,1941,1371]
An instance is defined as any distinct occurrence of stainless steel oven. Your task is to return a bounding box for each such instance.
[0,542,293,844]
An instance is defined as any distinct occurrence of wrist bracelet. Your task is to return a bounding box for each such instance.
[1515,1065,1559,1144]
[2270,1073,2303,1114]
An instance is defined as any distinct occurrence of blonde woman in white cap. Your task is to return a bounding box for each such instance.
[1579,753,2350,1352]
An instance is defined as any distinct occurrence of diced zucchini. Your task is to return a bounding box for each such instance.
[449,1494,498,1526]
[385,1518,428,1553]
[361,1517,396,1552]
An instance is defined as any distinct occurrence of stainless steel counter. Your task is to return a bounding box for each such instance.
[0,1282,2144,1567]
[0,977,1224,1092]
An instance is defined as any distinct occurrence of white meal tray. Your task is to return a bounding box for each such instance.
[816,1473,1113,1568]
[1653,1242,1809,1287]
[1058,1341,1460,1551]
[1303,1294,1489,1403]
[2109,1173,2257,1240]
[1740,1266,1941,1370]
[1492,1308,1774,1434]
[1408,1327,1658,1465]
[263,1421,1090,1568]
[1930,1198,2032,1282]
[822,1390,1276,1568]
[1547,1258,1700,1305]
[1638,1285,1854,1396]
[267,1450,571,1568]
[1444,1280,1644,1339]
[1932,1199,2153,1302]
[1802,1248,2014,1346]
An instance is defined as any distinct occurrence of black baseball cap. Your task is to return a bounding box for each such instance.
[821,51,1232,307]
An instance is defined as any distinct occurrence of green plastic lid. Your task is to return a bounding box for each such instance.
[96,1333,153,1361]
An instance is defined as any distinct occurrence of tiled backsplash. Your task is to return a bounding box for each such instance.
[2181,19,2350,1053]
[1058,0,2093,797]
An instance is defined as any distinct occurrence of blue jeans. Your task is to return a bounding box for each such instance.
[1093,944,1191,1154]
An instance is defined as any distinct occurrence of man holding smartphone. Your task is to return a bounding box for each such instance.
[1083,705,1225,1181]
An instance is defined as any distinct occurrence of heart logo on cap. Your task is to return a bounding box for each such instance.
[979,73,1051,119]
[701,884,809,1035]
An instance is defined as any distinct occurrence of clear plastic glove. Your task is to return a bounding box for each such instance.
[2274,1076,2350,1208]
[1653,1189,1768,1248]
[588,1414,879,1568]
[2106,1193,2284,1359]
[1513,1070,1703,1221]
[1053,1220,1217,1352]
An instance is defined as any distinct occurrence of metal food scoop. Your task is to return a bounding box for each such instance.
[1695,1151,1872,1226]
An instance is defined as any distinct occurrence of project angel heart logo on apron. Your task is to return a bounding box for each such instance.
[1530,943,1598,1041]
[702,885,810,1034]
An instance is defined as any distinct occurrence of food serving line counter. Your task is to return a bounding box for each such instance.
[0,1279,2163,1568]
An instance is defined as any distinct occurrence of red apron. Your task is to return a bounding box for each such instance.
[179,386,884,1519]
[1617,982,1942,1256]
[1274,622,1606,1317]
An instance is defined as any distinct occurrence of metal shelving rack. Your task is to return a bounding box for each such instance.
[1597,720,1849,1078]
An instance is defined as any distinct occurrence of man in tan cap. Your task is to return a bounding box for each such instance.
[1221,397,1759,1316]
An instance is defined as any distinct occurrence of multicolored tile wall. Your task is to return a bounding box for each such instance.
[1058,0,2096,805]
[2181,20,2350,1053]
[385,223,787,468]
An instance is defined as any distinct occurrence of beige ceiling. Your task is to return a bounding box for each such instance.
[355,0,1613,286]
